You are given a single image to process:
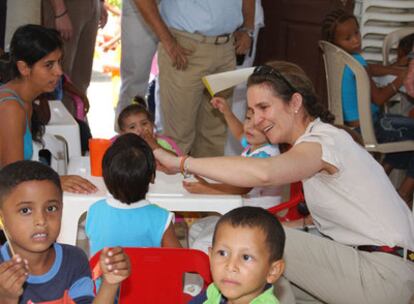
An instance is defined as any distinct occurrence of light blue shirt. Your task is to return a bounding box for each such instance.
[160,0,243,36]
[341,53,379,122]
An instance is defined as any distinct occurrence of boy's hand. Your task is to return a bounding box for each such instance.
[100,247,130,285]
[0,255,29,303]
[211,97,231,115]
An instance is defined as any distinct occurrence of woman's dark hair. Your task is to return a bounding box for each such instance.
[102,133,156,204]
[117,100,154,131]
[8,24,62,79]
[248,61,335,124]
[321,9,359,43]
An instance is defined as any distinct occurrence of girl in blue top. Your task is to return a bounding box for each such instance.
[0,24,96,194]
[322,9,414,206]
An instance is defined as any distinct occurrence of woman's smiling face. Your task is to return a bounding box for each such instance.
[247,84,297,145]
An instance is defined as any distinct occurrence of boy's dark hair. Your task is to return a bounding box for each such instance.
[0,160,62,206]
[321,9,359,43]
[117,98,154,131]
[212,206,285,262]
[398,33,414,56]
[102,133,156,204]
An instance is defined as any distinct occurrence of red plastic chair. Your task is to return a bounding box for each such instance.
[268,181,306,222]
[89,247,212,304]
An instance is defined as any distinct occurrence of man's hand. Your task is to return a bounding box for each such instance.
[55,13,73,41]
[234,30,252,55]
[162,37,193,70]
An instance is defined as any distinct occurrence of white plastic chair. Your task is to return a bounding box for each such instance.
[383,27,414,65]
[32,133,68,175]
[319,40,414,153]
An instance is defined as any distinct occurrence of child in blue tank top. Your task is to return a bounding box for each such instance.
[86,133,181,257]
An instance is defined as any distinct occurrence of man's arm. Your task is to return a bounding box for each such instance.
[234,0,255,55]
[134,0,192,70]
[47,0,73,41]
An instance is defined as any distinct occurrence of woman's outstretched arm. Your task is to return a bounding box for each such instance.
[154,141,326,188]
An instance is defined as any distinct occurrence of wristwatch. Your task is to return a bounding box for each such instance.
[408,51,414,60]
[238,27,254,39]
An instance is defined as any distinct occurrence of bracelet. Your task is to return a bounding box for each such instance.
[390,82,398,94]
[180,155,190,177]
[55,9,68,19]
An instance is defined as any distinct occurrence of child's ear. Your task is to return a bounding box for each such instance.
[208,247,212,259]
[16,60,31,77]
[266,259,285,284]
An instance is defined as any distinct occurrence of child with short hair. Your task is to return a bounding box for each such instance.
[184,97,282,209]
[85,133,181,258]
[322,9,414,206]
[0,160,130,303]
[190,206,286,304]
[117,98,183,156]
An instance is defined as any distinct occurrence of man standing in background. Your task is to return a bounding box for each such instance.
[42,0,108,115]
[136,0,254,157]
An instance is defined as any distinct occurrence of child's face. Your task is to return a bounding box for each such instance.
[121,113,154,137]
[0,180,62,257]
[209,223,284,303]
[334,18,361,54]
[243,110,267,147]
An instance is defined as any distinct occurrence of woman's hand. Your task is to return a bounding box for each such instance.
[60,175,97,194]
[153,149,181,174]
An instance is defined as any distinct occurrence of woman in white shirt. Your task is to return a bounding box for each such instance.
[153,61,414,304]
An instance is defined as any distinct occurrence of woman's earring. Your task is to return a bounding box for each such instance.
[294,109,298,114]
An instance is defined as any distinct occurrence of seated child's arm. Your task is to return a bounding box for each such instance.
[367,67,407,106]
[183,175,252,195]
[211,97,244,141]
[161,223,182,248]
[367,63,406,77]
[0,255,28,304]
[92,247,130,304]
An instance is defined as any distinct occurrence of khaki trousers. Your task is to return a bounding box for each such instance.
[42,0,99,115]
[158,29,236,157]
[282,228,414,304]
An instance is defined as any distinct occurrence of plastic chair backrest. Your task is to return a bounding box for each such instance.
[89,247,212,304]
[319,40,414,154]
[32,133,68,175]
[382,27,414,65]
[267,181,305,222]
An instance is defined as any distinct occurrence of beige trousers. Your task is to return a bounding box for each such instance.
[282,227,414,304]
[42,0,99,114]
[157,29,236,157]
